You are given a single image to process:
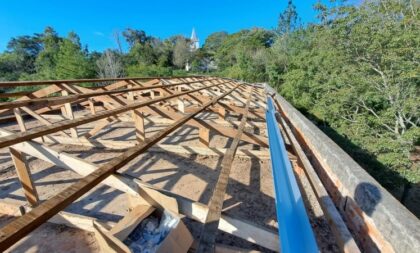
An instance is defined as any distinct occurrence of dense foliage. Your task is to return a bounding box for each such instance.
[0,0,418,200]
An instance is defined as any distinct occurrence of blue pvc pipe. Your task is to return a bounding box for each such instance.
[266,97,318,253]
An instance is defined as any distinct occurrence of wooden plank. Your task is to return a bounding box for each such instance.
[197,86,254,252]
[0,83,240,251]
[9,147,39,206]
[110,205,155,241]
[0,81,230,149]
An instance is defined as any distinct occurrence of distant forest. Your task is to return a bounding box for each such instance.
[0,1,419,204]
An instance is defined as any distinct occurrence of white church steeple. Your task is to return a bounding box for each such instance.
[190,28,199,51]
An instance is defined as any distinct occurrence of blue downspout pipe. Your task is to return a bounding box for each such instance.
[265,97,318,253]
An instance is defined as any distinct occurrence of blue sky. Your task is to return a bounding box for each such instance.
[0,0,328,52]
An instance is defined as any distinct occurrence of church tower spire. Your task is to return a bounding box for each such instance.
[190,28,199,51]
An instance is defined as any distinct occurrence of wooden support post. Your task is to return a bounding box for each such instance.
[88,98,96,115]
[127,84,134,101]
[177,98,185,113]
[9,147,39,206]
[199,127,210,147]
[133,109,145,142]
[61,90,78,138]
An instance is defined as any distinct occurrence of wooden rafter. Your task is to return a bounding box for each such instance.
[197,85,255,252]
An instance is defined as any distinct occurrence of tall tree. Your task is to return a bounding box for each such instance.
[203,31,228,55]
[55,32,92,79]
[35,27,61,79]
[277,0,300,35]
[96,49,124,78]
[122,28,150,47]
[172,36,191,68]
[3,34,42,77]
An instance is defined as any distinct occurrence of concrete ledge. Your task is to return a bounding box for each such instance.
[265,84,420,253]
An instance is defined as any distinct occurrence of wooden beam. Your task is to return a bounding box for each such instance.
[9,147,39,206]
[0,83,241,251]
[197,86,254,252]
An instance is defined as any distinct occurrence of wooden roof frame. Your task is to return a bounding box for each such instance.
[0,76,278,252]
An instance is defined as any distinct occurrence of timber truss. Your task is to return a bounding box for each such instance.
[0,76,279,252]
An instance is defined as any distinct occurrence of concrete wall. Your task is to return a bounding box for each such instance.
[265,84,420,253]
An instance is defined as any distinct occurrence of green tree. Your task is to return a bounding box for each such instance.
[35,27,61,79]
[277,0,300,35]
[203,31,228,55]
[55,32,93,79]
[0,34,42,80]
[172,36,191,68]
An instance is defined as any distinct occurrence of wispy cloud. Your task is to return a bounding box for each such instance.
[94,31,105,37]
